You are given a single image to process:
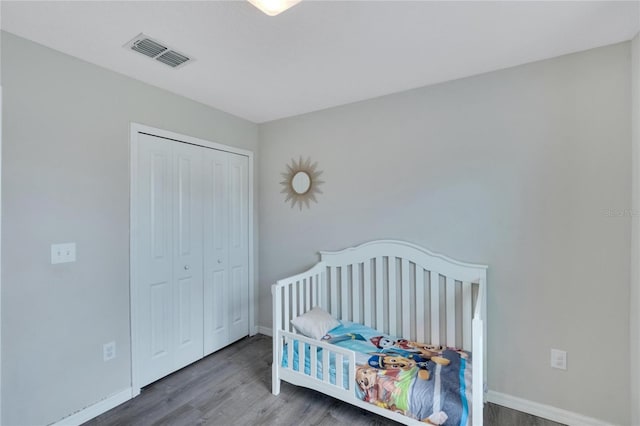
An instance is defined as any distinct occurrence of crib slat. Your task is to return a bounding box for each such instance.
[389,257,397,336]
[345,357,349,390]
[375,257,384,331]
[352,264,360,323]
[311,344,318,379]
[430,271,440,345]
[416,268,425,342]
[305,278,311,311]
[298,281,304,315]
[446,277,456,347]
[312,274,316,307]
[298,339,304,373]
[322,349,330,383]
[401,259,411,338]
[462,281,472,350]
[330,267,337,316]
[320,271,327,310]
[363,259,372,327]
[291,283,298,322]
[284,285,290,332]
[341,267,349,321]
[287,336,293,370]
[336,353,343,388]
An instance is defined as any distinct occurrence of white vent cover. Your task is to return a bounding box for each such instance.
[125,34,192,69]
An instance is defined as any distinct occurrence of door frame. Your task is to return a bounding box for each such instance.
[129,123,256,395]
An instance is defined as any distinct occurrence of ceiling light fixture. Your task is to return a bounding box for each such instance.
[248,0,301,16]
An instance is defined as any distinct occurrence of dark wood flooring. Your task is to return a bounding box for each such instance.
[84,334,564,426]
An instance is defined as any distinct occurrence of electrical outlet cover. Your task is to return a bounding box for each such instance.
[103,341,116,361]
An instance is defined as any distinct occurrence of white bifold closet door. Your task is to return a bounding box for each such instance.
[136,133,249,387]
[203,148,249,355]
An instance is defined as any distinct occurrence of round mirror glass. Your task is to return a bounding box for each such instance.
[291,171,311,194]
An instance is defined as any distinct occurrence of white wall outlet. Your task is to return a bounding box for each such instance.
[103,341,116,361]
[51,243,76,264]
[550,348,567,370]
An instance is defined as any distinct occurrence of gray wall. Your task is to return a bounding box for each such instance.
[0,32,259,426]
[259,43,631,424]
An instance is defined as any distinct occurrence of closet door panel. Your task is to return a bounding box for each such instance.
[229,266,245,332]
[150,282,170,358]
[172,142,204,368]
[137,134,174,386]
[206,269,227,350]
[228,154,249,342]
[203,150,229,354]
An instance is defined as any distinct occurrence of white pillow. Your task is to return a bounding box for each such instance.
[291,307,340,340]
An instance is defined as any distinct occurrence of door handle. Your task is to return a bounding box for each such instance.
[184,265,190,270]
[217,259,222,264]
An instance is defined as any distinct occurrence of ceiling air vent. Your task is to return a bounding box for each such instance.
[125,34,193,69]
[156,50,190,68]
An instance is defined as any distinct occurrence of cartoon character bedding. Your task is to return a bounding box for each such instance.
[282,322,472,426]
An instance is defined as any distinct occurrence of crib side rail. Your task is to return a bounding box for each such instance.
[272,262,327,396]
[277,330,356,401]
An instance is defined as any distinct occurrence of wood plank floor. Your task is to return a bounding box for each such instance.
[85,335,564,426]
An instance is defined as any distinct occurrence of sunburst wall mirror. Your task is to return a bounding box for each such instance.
[280,157,324,210]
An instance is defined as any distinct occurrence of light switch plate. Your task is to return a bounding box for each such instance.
[51,243,76,264]
[551,348,567,370]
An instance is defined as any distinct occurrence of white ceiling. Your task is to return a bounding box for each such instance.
[1,1,639,123]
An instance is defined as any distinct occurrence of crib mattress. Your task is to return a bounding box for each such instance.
[282,321,472,426]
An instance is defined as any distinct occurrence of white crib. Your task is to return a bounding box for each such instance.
[271,240,487,425]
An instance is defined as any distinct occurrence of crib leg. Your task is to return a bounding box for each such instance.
[272,364,281,395]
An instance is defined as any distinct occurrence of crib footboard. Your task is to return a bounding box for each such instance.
[272,330,427,426]
[273,330,356,402]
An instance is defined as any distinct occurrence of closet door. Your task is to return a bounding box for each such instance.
[137,134,173,386]
[203,150,249,354]
[172,141,204,369]
[137,134,204,387]
[203,149,229,354]
[227,154,249,342]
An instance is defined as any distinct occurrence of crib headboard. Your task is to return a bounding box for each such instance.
[273,240,487,351]
[320,240,487,352]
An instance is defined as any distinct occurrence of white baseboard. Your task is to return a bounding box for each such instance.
[487,390,616,426]
[257,326,272,336]
[52,388,133,426]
